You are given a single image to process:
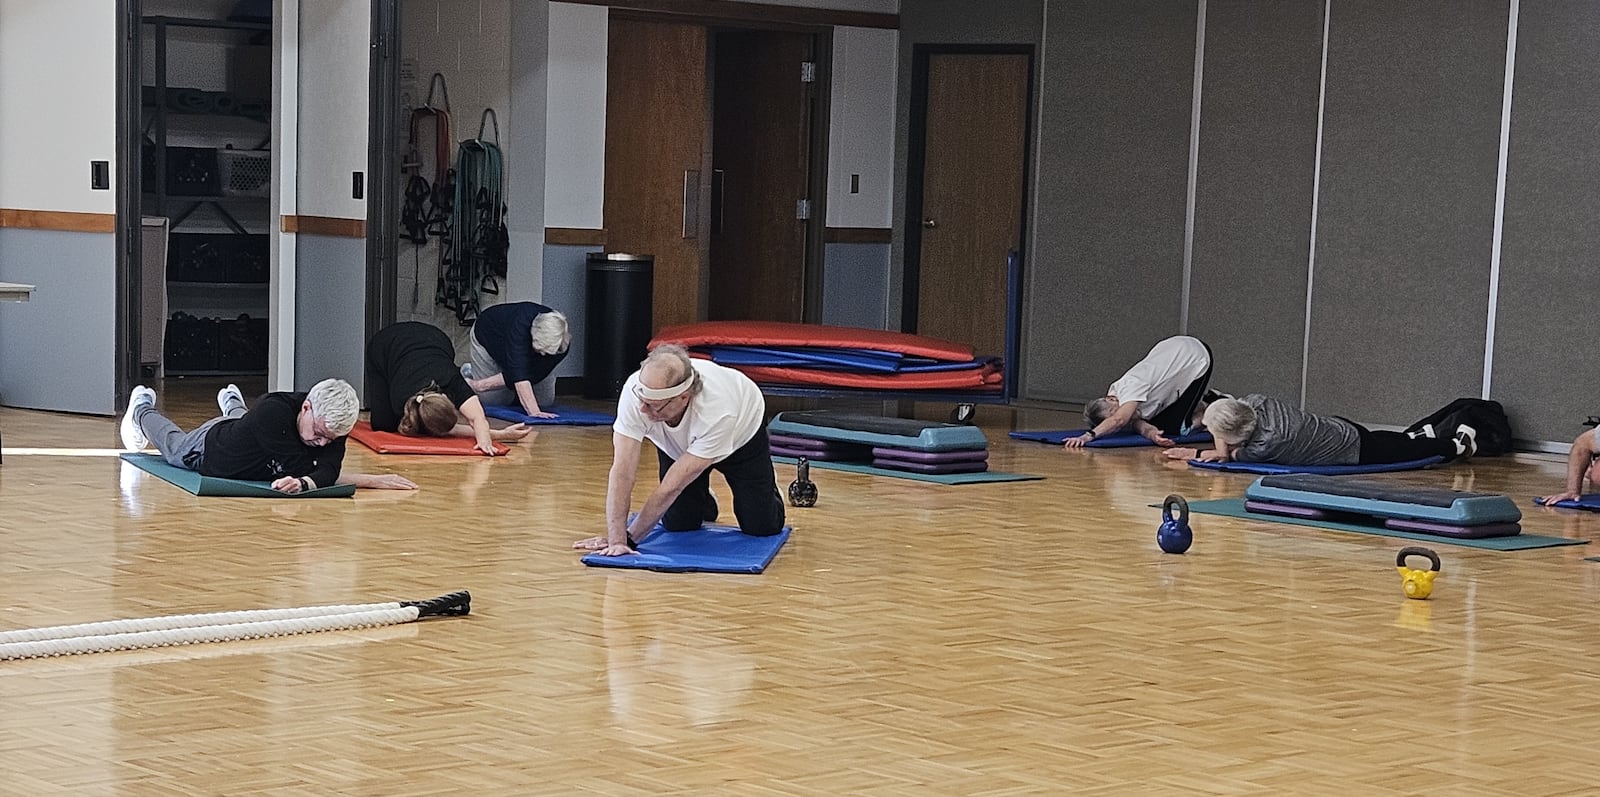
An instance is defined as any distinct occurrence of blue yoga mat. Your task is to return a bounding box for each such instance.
[581,523,791,573]
[1186,497,1583,551]
[1188,455,1444,475]
[1534,494,1600,512]
[120,453,356,498]
[1009,429,1213,448]
[483,404,616,426]
[772,455,1042,485]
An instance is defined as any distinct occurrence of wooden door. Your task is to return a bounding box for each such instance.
[604,17,708,331]
[912,53,1029,356]
[708,30,814,323]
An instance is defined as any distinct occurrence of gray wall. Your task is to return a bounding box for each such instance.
[1186,0,1323,401]
[1025,0,1197,402]
[0,229,116,415]
[1491,0,1600,444]
[543,243,589,380]
[294,234,367,393]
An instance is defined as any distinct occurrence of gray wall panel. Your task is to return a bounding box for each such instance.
[1026,0,1197,402]
[1305,0,1506,424]
[1187,0,1323,401]
[1492,0,1600,443]
[821,242,890,330]
[294,235,367,394]
[542,243,588,380]
[0,229,116,415]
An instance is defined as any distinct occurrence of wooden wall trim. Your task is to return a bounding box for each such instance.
[560,0,897,29]
[546,227,607,246]
[282,215,367,238]
[0,209,116,233]
[824,226,892,244]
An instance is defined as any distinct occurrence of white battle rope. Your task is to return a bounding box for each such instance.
[0,592,470,661]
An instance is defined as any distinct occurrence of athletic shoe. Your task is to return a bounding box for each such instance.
[704,493,720,523]
[460,362,474,381]
[120,385,157,451]
[217,383,245,416]
[1453,424,1478,458]
[1408,423,1437,440]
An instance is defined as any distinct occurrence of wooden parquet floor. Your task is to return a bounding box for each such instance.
[2,383,1599,795]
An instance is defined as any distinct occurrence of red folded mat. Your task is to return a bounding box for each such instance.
[652,320,976,362]
[349,421,508,456]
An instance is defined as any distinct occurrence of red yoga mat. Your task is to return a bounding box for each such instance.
[349,421,508,456]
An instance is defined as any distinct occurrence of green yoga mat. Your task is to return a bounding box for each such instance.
[1185,498,1584,551]
[772,456,1043,485]
[120,453,356,498]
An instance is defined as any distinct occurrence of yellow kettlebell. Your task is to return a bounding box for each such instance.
[1396,546,1441,600]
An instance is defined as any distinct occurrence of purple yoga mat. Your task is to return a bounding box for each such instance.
[772,445,857,461]
[769,433,844,451]
[870,458,989,474]
[870,446,989,464]
[1244,499,1330,520]
[1383,517,1522,539]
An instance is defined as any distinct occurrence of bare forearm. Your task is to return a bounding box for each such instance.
[514,381,539,413]
[1564,446,1591,495]
[606,465,638,545]
[1096,402,1141,437]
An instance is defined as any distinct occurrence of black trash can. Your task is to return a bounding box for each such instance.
[584,253,654,399]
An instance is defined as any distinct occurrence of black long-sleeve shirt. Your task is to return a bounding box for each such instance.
[365,321,475,432]
[200,391,346,486]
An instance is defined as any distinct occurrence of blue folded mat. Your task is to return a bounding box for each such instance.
[1009,429,1213,448]
[1188,455,1444,475]
[707,346,991,374]
[483,404,616,426]
[120,453,356,498]
[581,523,791,573]
[1534,493,1600,512]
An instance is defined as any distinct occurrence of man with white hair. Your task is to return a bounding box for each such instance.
[462,301,571,418]
[1165,394,1475,467]
[574,344,785,557]
[1065,335,1217,448]
[119,379,416,493]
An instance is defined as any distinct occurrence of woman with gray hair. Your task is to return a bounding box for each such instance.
[462,301,571,418]
[1165,394,1476,466]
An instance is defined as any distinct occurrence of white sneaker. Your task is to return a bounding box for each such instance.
[1453,424,1478,458]
[120,386,157,451]
[217,383,245,416]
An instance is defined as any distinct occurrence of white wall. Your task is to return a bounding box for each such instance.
[826,26,897,228]
[545,2,607,229]
[297,0,370,218]
[0,0,117,213]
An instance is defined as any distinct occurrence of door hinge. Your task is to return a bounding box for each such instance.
[796,199,812,220]
[801,61,817,83]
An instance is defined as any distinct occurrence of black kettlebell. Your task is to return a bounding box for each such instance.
[1157,494,1193,554]
[788,457,818,507]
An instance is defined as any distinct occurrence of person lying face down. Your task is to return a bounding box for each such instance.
[573,344,785,558]
[365,321,531,456]
[1163,395,1477,467]
[1066,335,1216,449]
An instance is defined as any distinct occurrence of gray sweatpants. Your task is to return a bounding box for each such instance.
[137,403,245,471]
[469,329,557,410]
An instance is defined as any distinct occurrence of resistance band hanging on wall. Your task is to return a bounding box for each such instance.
[438,108,509,325]
[399,74,455,308]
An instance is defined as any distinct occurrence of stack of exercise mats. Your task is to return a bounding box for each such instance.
[1182,473,1584,551]
[651,320,1002,394]
[766,411,1042,485]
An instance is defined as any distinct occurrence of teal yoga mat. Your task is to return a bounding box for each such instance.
[120,453,356,498]
[772,455,1043,485]
[1185,497,1583,551]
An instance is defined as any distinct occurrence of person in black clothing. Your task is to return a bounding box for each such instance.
[464,301,571,418]
[119,378,415,493]
[366,321,532,456]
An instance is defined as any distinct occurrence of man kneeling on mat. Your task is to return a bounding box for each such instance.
[120,379,417,492]
[1067,335,1220,449]
[1164,395,1476,466]
[367,321,532,456]
[574,344,784,557]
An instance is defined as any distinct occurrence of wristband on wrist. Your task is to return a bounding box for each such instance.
[1083,430,1097,440]
[297,477,310,492]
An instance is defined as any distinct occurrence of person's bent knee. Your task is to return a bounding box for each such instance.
[739,522,785,537]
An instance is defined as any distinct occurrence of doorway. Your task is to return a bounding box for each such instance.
[904,47,1033,359]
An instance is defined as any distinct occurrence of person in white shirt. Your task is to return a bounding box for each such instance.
[574,344,785,557]
[1064,335,1217,448]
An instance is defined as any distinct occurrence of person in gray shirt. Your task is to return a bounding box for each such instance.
[1164,394,1475,466]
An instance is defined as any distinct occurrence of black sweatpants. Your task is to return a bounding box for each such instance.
[1354,426,1456,465]
[656,426,786,536]
[1146,341,1215,436]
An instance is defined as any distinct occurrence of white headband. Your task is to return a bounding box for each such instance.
[635,372,694,401]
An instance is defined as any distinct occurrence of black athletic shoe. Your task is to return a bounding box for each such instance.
[704,493,719,523]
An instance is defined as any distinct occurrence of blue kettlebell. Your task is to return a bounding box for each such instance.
[1157,494,1193,554]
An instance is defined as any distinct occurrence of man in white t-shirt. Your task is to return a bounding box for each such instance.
[574,344,785,557]
[1064,335,1216,449]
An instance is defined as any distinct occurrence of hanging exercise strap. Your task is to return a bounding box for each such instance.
[438,108,508,325]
